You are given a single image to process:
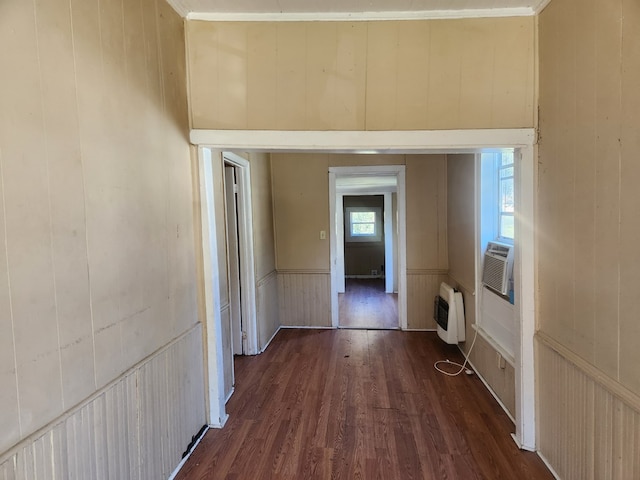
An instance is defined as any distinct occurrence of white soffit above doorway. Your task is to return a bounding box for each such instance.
[167,0,553,20]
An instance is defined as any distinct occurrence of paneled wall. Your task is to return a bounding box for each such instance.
[406,156,448,272]
[538,336,640,479]
[186,18,535,131]
[406,271,449,330]
[0,0,201,468]
[247,152,279,349]
[257,271,280,346]
[538,0,640,473]
[278,272,332,327]
[271,153,446,329]
[0,325,205,480]
[271,153,331,271]
[446,154,515,418]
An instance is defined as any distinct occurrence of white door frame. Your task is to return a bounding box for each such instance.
[197,148,259,428]
[197,147,229,428]
[383,192,394,294]
[191,129,536,451]
[329,166,406,329]
[222,152,259,356]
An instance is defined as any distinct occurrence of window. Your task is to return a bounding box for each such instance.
[345,206,382,242]
[480,150,515,246]
[350,211,376,236]
[498,152,514,241]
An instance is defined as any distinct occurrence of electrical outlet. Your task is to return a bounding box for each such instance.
[320,230,326,240]
[371,269,378,276]
[497,352,506,370]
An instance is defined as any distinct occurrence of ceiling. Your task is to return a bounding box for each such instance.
[168,0,551,20]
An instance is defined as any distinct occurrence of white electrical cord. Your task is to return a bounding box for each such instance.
[434,317,480,377]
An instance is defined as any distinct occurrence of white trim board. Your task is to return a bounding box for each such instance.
[168,426,210,480]
[279,325,334,330]
[186,8,536,22]
[197,148,229,428]
[260,326,281,353]
[190,128,536,452]
[462,353,517,426]
[190,129,535,152]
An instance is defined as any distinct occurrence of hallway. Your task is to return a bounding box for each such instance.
[175,329,552,479]
[338,278,398,329]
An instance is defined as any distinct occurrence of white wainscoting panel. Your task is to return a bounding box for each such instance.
[538,335,640,480]
[257,270,280,350]
[0,324,206,480]
[278,272,331,327]
[406,271,449,330]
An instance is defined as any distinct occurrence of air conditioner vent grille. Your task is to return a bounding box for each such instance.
[483,255,508,293]
[482,242,513,295]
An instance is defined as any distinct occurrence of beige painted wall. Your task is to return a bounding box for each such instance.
[271,153,446,272]
[186,18,535,131]
[0,0,203,471]
[447,155,476,291]
[406,156,448,271]
[538,0,640,475]
[271,153,331,272]
[271,153,446,328]
[446,154,515,417]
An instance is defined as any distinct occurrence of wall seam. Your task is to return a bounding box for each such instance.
[32,0,66,412]
[0,148,22,439]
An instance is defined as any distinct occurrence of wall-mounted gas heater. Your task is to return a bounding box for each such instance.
[434,282,465,344]
[482,242,514,296]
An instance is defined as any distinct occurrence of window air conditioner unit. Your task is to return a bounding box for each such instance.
[482,242,514,296]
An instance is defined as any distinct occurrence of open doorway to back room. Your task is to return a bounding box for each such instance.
[331,169,402,329]
[193,129,535,450]
[339,194,398,329]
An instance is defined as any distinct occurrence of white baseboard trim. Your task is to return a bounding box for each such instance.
[345,275,385,279]
[260,326,282,353]
[279,325,334,330]
[167,425,210,480]
[403,328,437,332]
[210,413,229,429]
[224,387,235,404]
[537,451,562,479]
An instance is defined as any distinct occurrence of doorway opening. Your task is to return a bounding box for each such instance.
[194,129,535,451]
[338,193,398,329]
[223,162,244,356]
[329,165,406,330]
[197,149,259,426]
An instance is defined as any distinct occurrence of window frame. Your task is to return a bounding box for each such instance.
[344,206,383,243]
[497,153,514,243]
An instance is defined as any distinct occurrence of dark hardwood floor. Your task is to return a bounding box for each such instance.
[176,329,553,480]
[339,278,398,329]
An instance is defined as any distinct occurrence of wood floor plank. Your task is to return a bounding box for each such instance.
[176,329,553,480]
[339,279,398,329]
